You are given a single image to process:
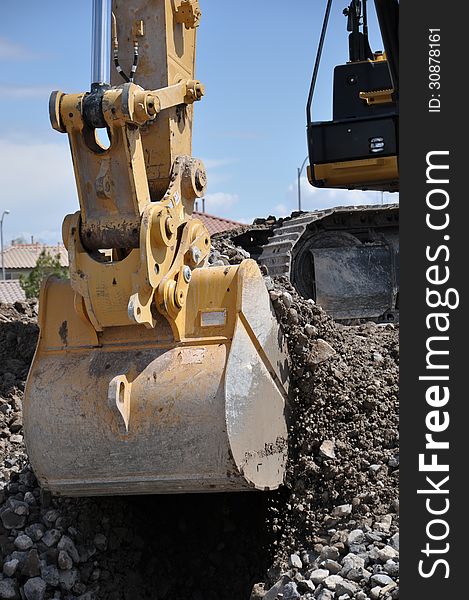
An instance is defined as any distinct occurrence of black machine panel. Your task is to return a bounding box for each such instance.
[333,60,394,119]
[308,115,397,165]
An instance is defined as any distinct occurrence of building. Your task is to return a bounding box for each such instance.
[2,243,68,281]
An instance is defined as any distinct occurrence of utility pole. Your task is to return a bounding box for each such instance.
[297,156,309,212]
[1,210,10,280]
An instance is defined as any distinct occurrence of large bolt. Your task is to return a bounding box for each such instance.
[191,245,201,265]
[195,169,207,193]
[165,216,176,236]
[183,266,192,283]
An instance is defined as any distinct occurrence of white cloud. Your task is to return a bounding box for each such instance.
[0,37,34,61]
[274,203,289,217]
[0,84,52,99]
[203,192,239,213]
[202,158,237,170]
[0,137,77,245]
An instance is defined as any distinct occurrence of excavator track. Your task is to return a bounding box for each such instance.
[236,204,399,322]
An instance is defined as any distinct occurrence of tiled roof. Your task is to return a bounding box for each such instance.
[193,212,242,235]
[3,244,68,270]
[0,280,26,304]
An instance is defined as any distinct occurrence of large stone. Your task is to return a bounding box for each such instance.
[332,504,352,518]
[57,536,79,563]
[41,529,61,548]
[320,546,340,561]
[347,529,365,546]
[289,553,302,569]
[14,534,33,551]
[0,509,26,530]
[319,440,336,460]
[59,568,78,591]
[324,574,344,591]
[377,545,398,562]
[250,583,266,599]
[309,568,330,585]
[3,558,19,577]
[322,559,341,574]
[371,573,394,587]
[41,564,60,587]
[336,580,360,596]
[389,532,399,551]
[282,582,300,599]
[21,550,41,579]
[23,578,46,600]
[58,550,73,570]
[341,553,366,576]
[0,578,18,599]
[308,340,336,366]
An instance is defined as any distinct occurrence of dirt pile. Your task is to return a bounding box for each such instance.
[0,249,399,600]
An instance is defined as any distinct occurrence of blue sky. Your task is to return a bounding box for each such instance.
[0,0,395,245]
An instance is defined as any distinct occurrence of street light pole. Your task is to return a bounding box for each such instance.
[1,210,10,281]
[297,156,309,212]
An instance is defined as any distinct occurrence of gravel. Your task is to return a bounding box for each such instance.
[1,237,399,600]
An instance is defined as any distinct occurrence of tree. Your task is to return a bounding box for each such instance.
[20,250,69,299]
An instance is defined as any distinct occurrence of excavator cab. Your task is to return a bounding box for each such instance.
[307,0,399,191]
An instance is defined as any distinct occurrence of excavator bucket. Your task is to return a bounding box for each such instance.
[24,260,289,495]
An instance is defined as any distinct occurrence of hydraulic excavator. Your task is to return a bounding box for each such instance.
[237,0,400,323]
[24,0,289,496]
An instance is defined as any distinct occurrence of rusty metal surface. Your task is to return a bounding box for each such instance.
[24,261,288,496]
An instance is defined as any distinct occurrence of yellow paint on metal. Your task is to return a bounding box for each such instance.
[310,156,399,188]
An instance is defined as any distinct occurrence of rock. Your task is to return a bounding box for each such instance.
[336,580,360,596]
[370,573,394,587]
[322,559,341,574]
[14,534,33,550]
[389,532,399,551]
[282,582,300,599]
[289,553,302,569]
[250,583,266,599]
[347,529,365,546]
[21,550,41,578]
[324,574,344,591]
[58,550,73,570]
[341,553,365,576]
[23,578,46,600]
[3,559,19,577]
[24,524,45,542]
[93,533,107,551]
[377,545,398,562]
[320,546,340,561]
[307,340,336,366]
[59,568,78,591]
[0,579,17,600]
[319,440,336,460]
[384,560,399,577]
[264,578,287,600]
[41,565,60,587]
[317,590,334,600]
[57,536,79,563]
[309,569,330,585]
[304,324,317,338]
[332,504,352,518]
[41,529,61,548]
[297,580,315,594]
[375,515,392,532]
[0,509,26,530]
[356,593,368,600]
[281,292,293,308]
[370,586,382,600]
